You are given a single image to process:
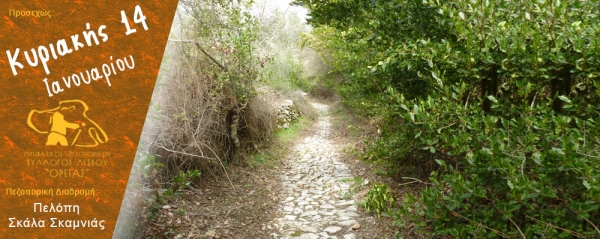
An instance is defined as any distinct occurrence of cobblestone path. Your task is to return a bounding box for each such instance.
[268,103,359,239]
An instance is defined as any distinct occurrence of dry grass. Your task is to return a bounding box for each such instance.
[144,42,278,177]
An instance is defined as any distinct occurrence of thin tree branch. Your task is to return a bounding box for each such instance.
[583,217,600,235]
[569,207,600,235]
[157,146,217,162]
[526,216,586,238]
[507,217,526,239]
[400,177,433,186]
[168,39,229,72]
[453,211,510,238]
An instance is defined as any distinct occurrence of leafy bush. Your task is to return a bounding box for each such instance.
[364,183,396,218]
[138,0,278,177]
[296,0,600,237]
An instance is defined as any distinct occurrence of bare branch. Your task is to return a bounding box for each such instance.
[453,211,510,238]
[157,146,218,162]
[526,216,586,238]
[168,39,229,72]
[400,177,433,186]
[507,217,526,239]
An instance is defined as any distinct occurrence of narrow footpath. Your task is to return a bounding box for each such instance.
[268,102,359,239]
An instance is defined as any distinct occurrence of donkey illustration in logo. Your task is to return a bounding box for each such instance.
[27,100,108,147]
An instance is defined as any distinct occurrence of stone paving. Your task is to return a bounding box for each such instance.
[268,103,359,239]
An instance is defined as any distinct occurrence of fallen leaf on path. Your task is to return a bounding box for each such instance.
[205,230,216,237]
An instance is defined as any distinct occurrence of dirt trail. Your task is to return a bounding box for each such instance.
[267,102,359,239]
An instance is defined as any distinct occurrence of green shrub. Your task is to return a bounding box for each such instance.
[364,183,396,218]
[297,0,600,237]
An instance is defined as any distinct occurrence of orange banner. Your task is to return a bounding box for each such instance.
[0,1,178,238]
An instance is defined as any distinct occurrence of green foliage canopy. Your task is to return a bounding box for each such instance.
[297,0,600,237]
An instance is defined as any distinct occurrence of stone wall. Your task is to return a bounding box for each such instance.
[277,99,300,129]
